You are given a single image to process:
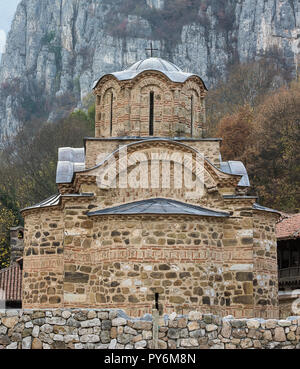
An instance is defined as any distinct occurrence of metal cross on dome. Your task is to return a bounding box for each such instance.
[145,42,158,57]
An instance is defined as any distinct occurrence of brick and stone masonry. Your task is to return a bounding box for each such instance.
[20,57,282,319]
[0,309,299,349]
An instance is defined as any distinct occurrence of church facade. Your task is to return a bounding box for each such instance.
[21,57,280,318]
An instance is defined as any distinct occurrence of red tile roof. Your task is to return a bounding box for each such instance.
[276,213,300,240]
[0,262,22,301]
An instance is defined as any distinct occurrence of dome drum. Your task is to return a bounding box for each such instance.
[93,58,207,138]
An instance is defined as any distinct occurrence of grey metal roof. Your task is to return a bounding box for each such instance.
[220,161,250,187]
[21,194,62,212]
[56,147,85,184]
[127,58,182,72]
[88,198,230,217]
[93,57,207,88]
[253,203,281,215]
[21,193,94,212]
[223,195,257,199]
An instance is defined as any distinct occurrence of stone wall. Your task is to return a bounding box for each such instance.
[64,215,226,316]
[0,309,299,349]
[22,201,278,318]
[21,187,279,318]
[22,209,64,308]
[253,213,278,316]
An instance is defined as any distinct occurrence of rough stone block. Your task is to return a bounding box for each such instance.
[6,342,18,349]
[188,311,202,321]
[180,338,198,347]
[62,311,72,319]
[112,317,127,326]
[32,326,40,338]
[131,321,152,330]
[32,338,43,349]
[45,317,66,326]
[0,335,11,346]
[135,340,147,349]
[81,318,101,328]
[167,328,180,339]
[80,334,100,343]
[2,317,19,328]
[22,336,32,349]
[206,324,218,332]
[246,320,260,329]
[274,327,286,342]
[188,321,200,331]
[266,320,277,329]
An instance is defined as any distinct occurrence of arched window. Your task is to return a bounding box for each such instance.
[110,92,113,136]
[149,91,154,136]
[190,95,194,137]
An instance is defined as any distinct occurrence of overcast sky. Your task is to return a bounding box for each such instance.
[0,0,21,53]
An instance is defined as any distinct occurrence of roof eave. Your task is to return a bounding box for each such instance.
[93,70,208,90]
[88,212,229,217]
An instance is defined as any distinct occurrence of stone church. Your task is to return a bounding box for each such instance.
[21,56,280,318]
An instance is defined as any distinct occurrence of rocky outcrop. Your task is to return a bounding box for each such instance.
[0,0,299,139]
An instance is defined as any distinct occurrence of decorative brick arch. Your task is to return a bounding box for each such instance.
[79,140,226,203]
[130,73,174,136]
[95,79,121,137]
[181,79,205,137]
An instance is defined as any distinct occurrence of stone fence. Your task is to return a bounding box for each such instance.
[0,309,300,349]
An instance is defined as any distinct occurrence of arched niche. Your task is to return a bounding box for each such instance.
[130,74,172,136]
[181,79,204,138]
[95,79,120,137]
[83,140,222,206]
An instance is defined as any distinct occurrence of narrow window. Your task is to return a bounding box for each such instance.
[190,95,194,137]
[149,91,154,136]
[155,293,159,310]
[110,93,113,136]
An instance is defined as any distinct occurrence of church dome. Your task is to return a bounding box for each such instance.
[126,57,182,73]
[92,55,208,139]
[93,57,207,87]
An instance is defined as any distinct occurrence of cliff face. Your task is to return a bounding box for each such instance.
[0,0,299,139]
